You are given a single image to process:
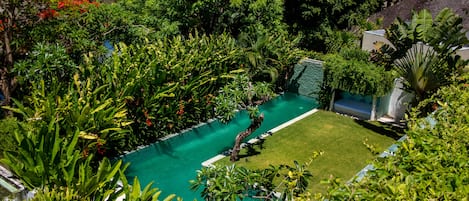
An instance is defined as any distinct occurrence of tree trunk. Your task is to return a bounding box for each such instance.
[230,113,264,162]
[1,28,14,115]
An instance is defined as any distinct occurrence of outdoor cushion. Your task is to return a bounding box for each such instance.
[334,98,372,119]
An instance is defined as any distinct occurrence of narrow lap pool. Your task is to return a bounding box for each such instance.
[121,93,318,200]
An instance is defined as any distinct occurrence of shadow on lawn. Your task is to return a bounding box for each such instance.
[354,120,405,140]
[237,139,266,160]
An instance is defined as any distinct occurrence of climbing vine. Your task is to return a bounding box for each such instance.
[323,53,394,96]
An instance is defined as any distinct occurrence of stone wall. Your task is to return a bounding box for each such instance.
[287,59,324,99]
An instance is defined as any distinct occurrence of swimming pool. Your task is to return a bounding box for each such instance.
[121,93,318,200]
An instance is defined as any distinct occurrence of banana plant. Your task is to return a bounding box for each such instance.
[74,157,124,200]
[30,186,82,201]
[66,73,133,155]
[120,176,179,201]
[1,120,81,190]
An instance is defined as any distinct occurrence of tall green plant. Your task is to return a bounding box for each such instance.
[376,8,469,104]
[394,43,446,102]
[4,73,132,156]
[1,116,177,200]
[13,43,78,96]
[237,30,309,90]
[1,120,81,189]
[214,74,275,161]
[81,34,244,145]
[191,164,273,200]
[191,152,323,200]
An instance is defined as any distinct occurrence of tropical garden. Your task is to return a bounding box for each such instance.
[0,0,468,200]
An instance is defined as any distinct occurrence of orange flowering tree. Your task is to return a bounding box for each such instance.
[0,0,100,114]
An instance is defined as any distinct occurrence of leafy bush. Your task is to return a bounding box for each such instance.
[339,47,370,62]
[373,8,469,103]
[79,34,243,145]
[1,120,82,189]
[4,74,132,157]
[0,117,21,157]
[117,0,286,37]
[237,30,310,90]
[28,2,144,62]
[323,54,394,96]
[13,43,77,95]
[284,0,383,51]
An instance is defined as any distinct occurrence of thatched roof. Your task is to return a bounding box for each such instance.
[369,0,469,30]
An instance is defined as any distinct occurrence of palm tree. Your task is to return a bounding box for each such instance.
[393,43,446,103]
[381,9,468,106]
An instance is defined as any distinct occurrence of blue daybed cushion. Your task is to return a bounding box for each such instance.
[334,98,372,119]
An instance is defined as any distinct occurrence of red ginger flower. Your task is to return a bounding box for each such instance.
[58,1,66,9]
[176,102,185,116]
[38,9,58,20]
[146,118,153,127]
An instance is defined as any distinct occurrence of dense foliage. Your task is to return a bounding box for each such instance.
[5,31,307,156]
[322,73,469,200]
[0,117,177,200]
[117,0,286,37]
[1,0,467,199]
[191,152,322,200]
[372,8,468,102]
[284,0,384,51]
[323,51,394,96]
[1,1,312,199]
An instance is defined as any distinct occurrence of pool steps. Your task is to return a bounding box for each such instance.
[202,108,319,167]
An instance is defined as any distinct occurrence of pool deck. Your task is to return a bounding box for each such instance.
[202,108,319,167]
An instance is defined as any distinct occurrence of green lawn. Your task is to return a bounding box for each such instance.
[216,110,401,194]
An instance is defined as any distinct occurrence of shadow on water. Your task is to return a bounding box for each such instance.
[153,140,179,159]
[353,120,405,140]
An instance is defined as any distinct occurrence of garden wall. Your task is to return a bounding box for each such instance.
[287,59,324,100]
[380,78,414,121]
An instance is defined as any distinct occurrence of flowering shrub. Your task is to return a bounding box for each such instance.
[36,0,100,20]
[56,0,100,13]
[0,19,4,31]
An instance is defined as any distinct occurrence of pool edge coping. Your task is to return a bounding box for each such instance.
[201,108,319,167]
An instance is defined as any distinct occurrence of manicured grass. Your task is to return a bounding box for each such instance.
[216,110,401,194]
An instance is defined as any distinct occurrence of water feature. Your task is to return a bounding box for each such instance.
[121,93,318,200]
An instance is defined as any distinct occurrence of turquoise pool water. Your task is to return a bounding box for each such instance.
[121,93,318,200]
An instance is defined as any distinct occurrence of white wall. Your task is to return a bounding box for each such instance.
[384,78,414,121]
[362,30,468,121]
